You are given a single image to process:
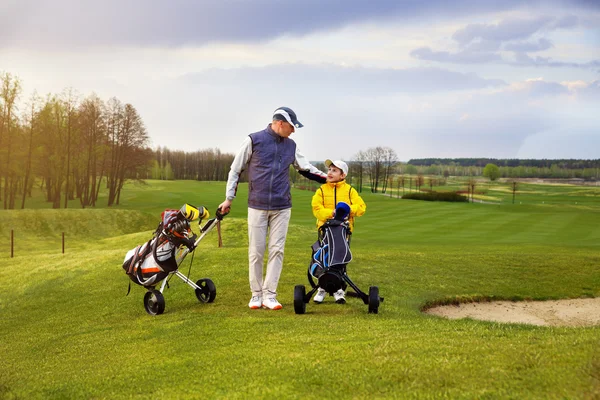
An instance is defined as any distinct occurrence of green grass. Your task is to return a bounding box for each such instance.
[1,180,600,399]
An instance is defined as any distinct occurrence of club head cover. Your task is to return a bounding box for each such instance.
[334,202,350,221]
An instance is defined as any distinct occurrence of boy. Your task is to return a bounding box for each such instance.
[311,159,366,304]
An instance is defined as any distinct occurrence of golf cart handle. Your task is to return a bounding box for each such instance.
[199,207,228,234]
[215,207,229,221]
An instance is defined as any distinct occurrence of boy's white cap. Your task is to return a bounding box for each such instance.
[325,159,348,175]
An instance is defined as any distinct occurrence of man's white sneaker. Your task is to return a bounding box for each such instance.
[333,289,346,304]
[248,296,262,309]
[313,288,327,303]
[262,297,282,310]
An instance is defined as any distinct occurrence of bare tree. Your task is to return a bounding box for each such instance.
[361,147,386,193]
[78,94,107,207]
[20,93,40,208]
[50,96,68,208]
[399,175,406,197]
[467,177,476,203]
[62,88,79,208]
[351,150,367,193]
[107,102,150,206]
[1,72,22,209]
[381,147,398,193]
[415,174,424,191]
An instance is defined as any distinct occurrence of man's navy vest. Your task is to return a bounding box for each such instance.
[247,125,296,210]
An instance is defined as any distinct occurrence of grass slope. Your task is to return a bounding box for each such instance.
[1,180,599,399]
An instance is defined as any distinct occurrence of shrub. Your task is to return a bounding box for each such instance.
[402,191,468,202]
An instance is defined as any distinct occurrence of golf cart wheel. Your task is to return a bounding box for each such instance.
[195,278,217,303]
[368,286,380,314]
[144,290,165,316]
[294,285,307,314]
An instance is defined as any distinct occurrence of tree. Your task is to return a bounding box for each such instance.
[355,146,396,193]
[78,93,107,207]
[20,93,40,208]
[416,174,424,191]
[381,147,398,194]
[405,164,418,175]
[352,151,367,193]
[467,178,476,203]
[483,163,500,181]
[106,101,150,206]
[61,88,79,208]
[364,147,385,193]
[399,175,405,196]
[0,72,23,209]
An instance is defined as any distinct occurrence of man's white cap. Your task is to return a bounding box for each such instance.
[272,106,303,129]
[325,159,348,175]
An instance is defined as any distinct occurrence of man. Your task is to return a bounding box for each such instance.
[218,107,326,310]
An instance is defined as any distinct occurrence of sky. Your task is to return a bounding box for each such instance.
[1,0,599,162]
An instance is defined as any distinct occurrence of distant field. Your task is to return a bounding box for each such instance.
[382,177,600,207]
[1,180,599,399]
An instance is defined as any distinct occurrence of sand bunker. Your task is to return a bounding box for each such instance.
[425,298,600,327]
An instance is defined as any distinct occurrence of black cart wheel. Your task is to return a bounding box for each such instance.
[294,285,307,314]
[195,278,217,303]
[368,286,380,314]
[144,290,165,316]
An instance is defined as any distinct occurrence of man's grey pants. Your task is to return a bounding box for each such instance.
[247,207,291,298]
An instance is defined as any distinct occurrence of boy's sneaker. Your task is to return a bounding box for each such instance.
[248,296,262,309]
[262,297,282,310]
[313,288,327,303]
[333,289,346,304]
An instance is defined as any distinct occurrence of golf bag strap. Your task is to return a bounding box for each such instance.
[126,245,142,275]
[152,233,179,272]
[127,239,154,275]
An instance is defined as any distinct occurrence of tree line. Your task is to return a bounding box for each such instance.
[409,158,600,169]
[0,72,152,209]
[150,147,234,181]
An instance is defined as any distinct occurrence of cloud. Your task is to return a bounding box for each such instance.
[508,78,569,96]
[452,16,553,45]
[503,38,554,52]
[512,53,600,70]
[549,14,580,29]
[1,0,598,49]
[410,14,599,70]
[180,63,506,95]
[410,47,503,64]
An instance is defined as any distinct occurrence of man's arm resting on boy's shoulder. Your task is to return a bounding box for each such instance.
[294,148,327,183]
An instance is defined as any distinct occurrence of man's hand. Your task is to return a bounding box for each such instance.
[218,199,233,214]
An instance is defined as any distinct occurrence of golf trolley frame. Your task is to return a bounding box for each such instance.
[140,208,227,316]
[293,220,384,314]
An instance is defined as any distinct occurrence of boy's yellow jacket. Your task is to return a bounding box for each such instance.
[311,180,366,232]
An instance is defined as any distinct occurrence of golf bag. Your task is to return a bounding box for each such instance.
[310,201,352,280]
[309,219,352,280]
[122,204,205,290]
[294,202,383,314]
